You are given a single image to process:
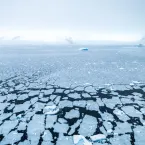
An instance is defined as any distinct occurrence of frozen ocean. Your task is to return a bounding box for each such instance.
[0,44,145,145]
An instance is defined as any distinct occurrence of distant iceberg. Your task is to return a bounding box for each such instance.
[79,47,89,51]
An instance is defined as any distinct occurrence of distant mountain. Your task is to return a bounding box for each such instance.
[65,37,74,44]
[0,36,4,40]
[12,36,21,40]
[137,37,145,47]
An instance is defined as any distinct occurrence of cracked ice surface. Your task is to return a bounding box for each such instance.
[0,76,145,144]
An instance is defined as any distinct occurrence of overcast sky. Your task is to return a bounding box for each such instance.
[0,0,145,41]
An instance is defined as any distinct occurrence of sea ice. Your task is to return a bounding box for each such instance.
[0,113,12,121]
[85,86,96,92]
[114,122,132,134]
[101,112,114,121]
[43,105,59,115]
[110,134,131,145]
[121,106,142,118]
[53,122,69,133]
[65,109,80,119]
[90,134,106,142]
[82,93,91,98]
[17,94,28,100]
[73,100,87,108]
[121,97,133,104]
[58,118,67,124]
[79,115,97,136]
[54,96,61,104]
[134,126,145,145]
[15,84,25,90]
[18,140,31,145]
[113,108,129,122]
[0,103,9,111]
[59,100,73,108]
[41,141,53,145]
[39,97,49,102]
[28,90,39,97]
[103,97,121,109]
[57,134,74,145]
[68,119,82,135]
[30,97,38,104]
[45,115,57,128]
[103,121,113,132]
[33,102,45,112]
[7,93,17,101]
[0,131,23,144]
[96,98,104,106]
[14,101,31,113]
[0,120,18,136]
[50,94,57,100]
[18,122,27,131]
[0,95,6,102]
[69,93,81,99]
[42,130,53,142]
[27,115,44,144]
[55,89,64,93]
[73,135,92,145]
[44,89,54,95]
[86,100,99,111]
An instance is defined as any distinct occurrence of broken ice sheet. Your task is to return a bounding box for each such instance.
[86,100,99,111]
[114,122,132,134]
[14,101,31,113]
[57,134,74,145]
[17,94,28,101]
[59,100,73,108]
[0,95,6,102]
[110,134,131,145]
[0,131,23,144]
[134,126,145,145]
[68,93,81,99]
[43,104,59,115]
[121,106,142,118]
[53,122,69,133]
[18,122,27,131]
[28,90,39,97]
[45,115,57,128]
[0,102,10,111]
[113,108,129,122]
[65,109,80,119]
[27,115,44,144]
[0,120,18,136]
[90,134,106,142]
[79,115,97,136]
[42,130,53,142]
[68,119,82,135]
[73,100,86,108]
[102,97,121,109]
[73,135,92,145]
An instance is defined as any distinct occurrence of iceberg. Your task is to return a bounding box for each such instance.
[79,47,89,51]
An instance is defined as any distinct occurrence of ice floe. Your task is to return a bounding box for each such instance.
[90,134,106,142]
[43,105,59,115]
[73,135,92,145]
[79,115,97,136]
[65,109,80,119]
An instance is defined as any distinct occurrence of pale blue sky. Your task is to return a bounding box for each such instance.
[0,0,145,41]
